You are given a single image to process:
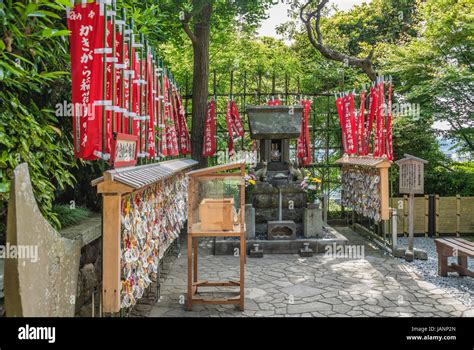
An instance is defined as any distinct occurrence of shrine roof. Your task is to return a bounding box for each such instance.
[335,156,392,168]
[91,158,198,189]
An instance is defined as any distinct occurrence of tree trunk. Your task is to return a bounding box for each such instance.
[190,2,211,169]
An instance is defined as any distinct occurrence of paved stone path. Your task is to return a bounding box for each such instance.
[148,227,474,317]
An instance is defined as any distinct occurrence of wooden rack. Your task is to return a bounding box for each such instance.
[186,162,246,311]
[92,159,197,313]
[336,155,392,220]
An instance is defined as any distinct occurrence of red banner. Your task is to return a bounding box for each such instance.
[225,100,235,156]
[68,3,105,160]
[336,96,347,153]
[162,76,179,156]
[386,81,393,160]
[131,49,140,139]
[175,89,191,154]
[105,20,114,155]
[225,100,244,156]
[374,82,385,157]
[122,43,130,134]
[156,66,163,157]
[357,90,366,155]
[268,98,281,106]
[203,100,216,157]
[146,54,156,158]
[365,86,377,154]
[297,99,312,165]
[114,30,124,134]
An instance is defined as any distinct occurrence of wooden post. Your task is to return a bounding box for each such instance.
[379,167,390,220]
[408,193,414,253]
[435,194,440,236]
[102,194,122,313]
[424,194,429,237]
[403,195,408,237]
[391,208,398,251]
[187,233,192,311]
[456,194,461,237]
[193,238,198,283]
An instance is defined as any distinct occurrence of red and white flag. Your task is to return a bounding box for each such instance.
[374,81,385,157]
[337,94,357,155]
[147,54,156,158]
[162,75,179,156]
[225,100,244,156]
[202,99,216,157]
[386,81,393,160]
[68,2,105,160]
[297,99,312,165]
[175,89,191,154]
[357,90,366,155]
[365,86,377,154]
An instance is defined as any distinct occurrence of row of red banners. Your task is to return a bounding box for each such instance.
[202,99,245,157]
[202,97,313,166]
[336,80,393,160]
[68,2,190,162]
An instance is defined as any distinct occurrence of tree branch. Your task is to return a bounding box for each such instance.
[181,11,197,45]
[300,0,377,81]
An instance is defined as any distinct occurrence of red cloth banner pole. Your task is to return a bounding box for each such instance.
[357,90,366,155]
[202,99,216,157]
[344,93,357,154]
[225,100,235,157]
[68,2,105,161]
[386,80,393,160]
[365,86,377,155]
[336,96,348,154]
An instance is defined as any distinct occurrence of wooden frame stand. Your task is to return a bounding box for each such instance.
[186,162,246,311]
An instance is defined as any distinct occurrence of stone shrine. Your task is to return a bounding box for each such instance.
[247,105,307,238]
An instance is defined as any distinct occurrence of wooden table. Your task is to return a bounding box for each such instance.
[187,223,246,311]
[434,237,474,277]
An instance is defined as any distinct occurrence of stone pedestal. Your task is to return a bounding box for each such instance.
[304,207,323,238]
[245,204,255,240]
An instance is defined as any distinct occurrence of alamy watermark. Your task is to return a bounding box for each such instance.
[324,243,365,259]
[0,243,39,263]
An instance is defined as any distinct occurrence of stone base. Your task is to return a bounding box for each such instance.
[249,249,264,258]
[304,207,323,238]
[298,248,313,257]
[267,220,296,240]
[215,225,348,255]
[414,248,428,260]
[245,204,255,240]
[394,247,428,261]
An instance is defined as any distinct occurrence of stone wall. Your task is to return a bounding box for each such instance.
[60,214,102,317]
[252,181,306,236]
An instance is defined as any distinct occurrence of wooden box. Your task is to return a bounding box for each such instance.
[199,198,235,231]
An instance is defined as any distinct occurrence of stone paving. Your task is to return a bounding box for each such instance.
[148,227,474,317]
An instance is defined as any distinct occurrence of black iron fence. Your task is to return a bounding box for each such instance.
[181,70,345,218]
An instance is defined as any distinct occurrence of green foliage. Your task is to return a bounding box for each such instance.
[0,0,75,230]
[382,0,474,155]
[52,204,92,229]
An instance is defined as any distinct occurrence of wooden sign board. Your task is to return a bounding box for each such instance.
[110,132,138,168]
[396,154,428,194]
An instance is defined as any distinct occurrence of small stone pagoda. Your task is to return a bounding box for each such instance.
[247,105,307,239]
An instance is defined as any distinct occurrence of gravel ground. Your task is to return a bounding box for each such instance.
[397,237,474,308]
